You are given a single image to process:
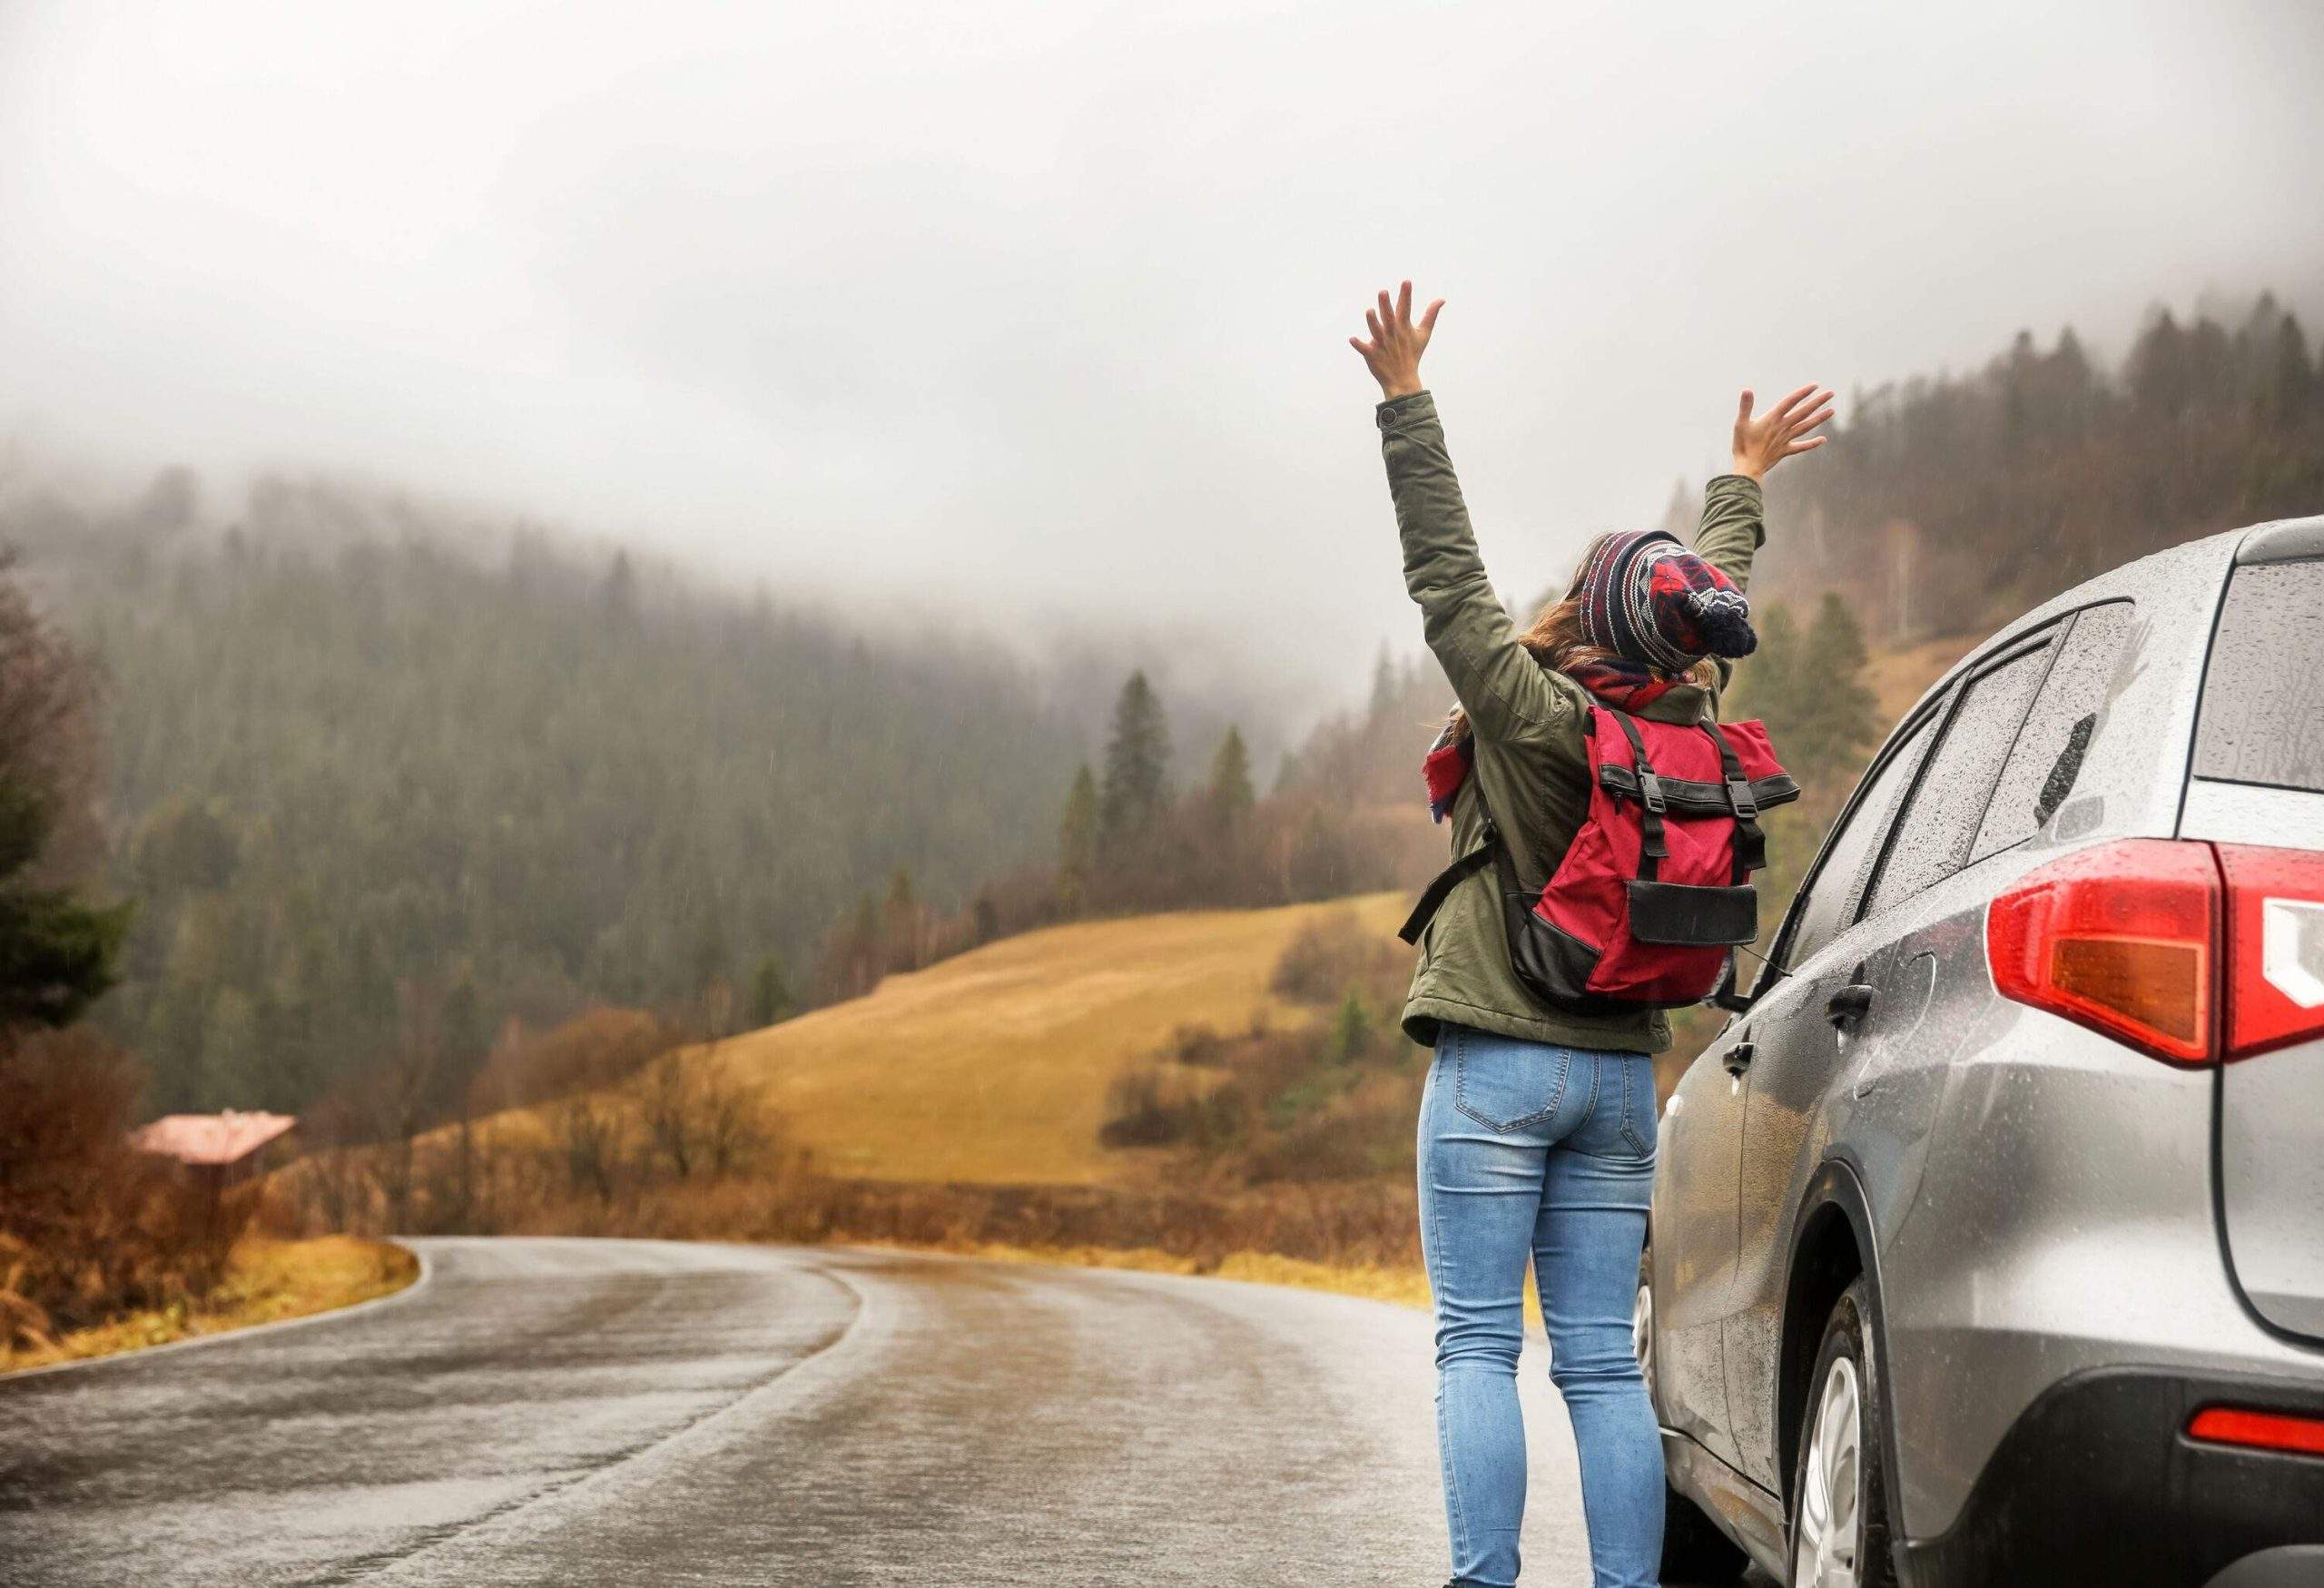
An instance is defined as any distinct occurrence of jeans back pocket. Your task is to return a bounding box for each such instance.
[1451,1029,1575,1134]
[1599,1052,1657,1161]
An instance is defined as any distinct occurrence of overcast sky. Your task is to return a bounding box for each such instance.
[4,0,2320,713]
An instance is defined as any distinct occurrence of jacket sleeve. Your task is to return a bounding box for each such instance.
[1378,390,1586,743]
[1692,472,1764,589]
[1690,473,1767,695]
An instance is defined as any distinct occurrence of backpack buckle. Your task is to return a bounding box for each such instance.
[1638,771,1668,814]
[1726,777,1759,819]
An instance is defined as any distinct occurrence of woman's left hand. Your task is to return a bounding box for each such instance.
[1350,281,1444,400]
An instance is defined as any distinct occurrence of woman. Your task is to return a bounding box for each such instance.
[1349,281,1832,1588]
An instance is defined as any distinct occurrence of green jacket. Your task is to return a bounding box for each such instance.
[1378,389,1765,1054]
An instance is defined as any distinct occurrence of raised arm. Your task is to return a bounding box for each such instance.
[1697,383,1836,688]
[1353,282,1576,741]
[1695,383,1835,588]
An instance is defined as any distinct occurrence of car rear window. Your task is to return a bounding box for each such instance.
[1971,602,2136,862]
[1860,638,2053,918]
[2194,561,2324,794]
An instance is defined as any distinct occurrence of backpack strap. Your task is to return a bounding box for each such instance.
[1607,711,1669,883]
[1397,814,1501,945]
[1398,767,1544,948]
[1702,719,1766,882]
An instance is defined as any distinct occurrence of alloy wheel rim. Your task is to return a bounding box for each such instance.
[1792,1353,1862,1588]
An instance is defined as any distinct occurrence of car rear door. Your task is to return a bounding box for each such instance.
[1709,700,1948,1488]
[2176,527,2324,1346]
[1722,624,2093,1491]
[1649,705,1941,1470]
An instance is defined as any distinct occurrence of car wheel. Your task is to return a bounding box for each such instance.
[1789,1277,1895,1588]
[1638,1250,1750,1583]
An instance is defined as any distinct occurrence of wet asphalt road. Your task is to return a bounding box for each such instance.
[0,1237,1629,1587]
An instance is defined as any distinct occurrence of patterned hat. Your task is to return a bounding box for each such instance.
[1575,530,1758,676]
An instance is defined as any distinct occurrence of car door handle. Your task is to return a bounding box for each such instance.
[1826,983,1876,1028]
[1722,1041,1755,1078]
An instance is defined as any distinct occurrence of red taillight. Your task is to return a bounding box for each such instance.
[1987,838,2324,1064]
[2187,1406,2324,1458]
[2219,844,2324,1060]
[1988,839,2217,1064]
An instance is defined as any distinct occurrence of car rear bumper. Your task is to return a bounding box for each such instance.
[1899,1366,2324,1588]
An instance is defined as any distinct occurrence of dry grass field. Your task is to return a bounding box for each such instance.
[1,1236,418,1374]
[691,893,1410,1186]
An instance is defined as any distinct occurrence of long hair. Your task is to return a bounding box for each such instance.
[1444,532,1714,745]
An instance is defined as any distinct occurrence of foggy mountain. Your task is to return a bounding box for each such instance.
[4,474,1092,1114]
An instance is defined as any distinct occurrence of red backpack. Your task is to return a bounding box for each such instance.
[1400,705,1798,1014]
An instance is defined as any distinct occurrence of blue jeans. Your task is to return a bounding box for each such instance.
[1418,1024,1662,1588]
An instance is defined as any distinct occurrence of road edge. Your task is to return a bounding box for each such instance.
[0,1238,433,1385]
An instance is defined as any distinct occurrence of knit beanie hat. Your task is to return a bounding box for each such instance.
[1575,530,1758,675]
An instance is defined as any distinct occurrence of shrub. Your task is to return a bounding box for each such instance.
[0,1028,253,1349]
[466,1006,683,1115]
[1270,911,1405,1005]
[1098,1064,1197,1148]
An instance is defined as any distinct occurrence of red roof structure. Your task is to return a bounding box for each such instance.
[131,1110,298,1168]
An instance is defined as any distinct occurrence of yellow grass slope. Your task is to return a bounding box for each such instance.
[2,1237,418,1374]
[702,893,1408,1187]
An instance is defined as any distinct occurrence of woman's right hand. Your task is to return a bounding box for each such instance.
[1350,281,1445,400]
[1730,384,1837,479]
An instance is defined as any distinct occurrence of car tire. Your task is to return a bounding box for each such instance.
[1788,1277,1896,1588]
[1637,1249,1751,1583]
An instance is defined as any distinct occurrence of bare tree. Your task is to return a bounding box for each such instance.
[641,1060,695,1181]
[701,1070,776,1179]
[557,1097,620,1205]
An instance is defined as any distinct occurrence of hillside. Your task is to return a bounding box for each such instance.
[1757,291,2323,638]
[671,892,1407,1186]
[1,473,1088,1119]
[284,891,1429,1276]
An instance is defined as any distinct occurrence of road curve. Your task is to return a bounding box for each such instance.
[0,1238,1602,1587]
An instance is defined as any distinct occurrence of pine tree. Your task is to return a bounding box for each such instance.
[1207,726,1256,825]
[821,892,884,1001]
[1331,991,1373,1062]
[2000,329,2037,456]
[1367,644,1398,721]
[1057,764,1098,912]
[438,971,487,1116]
[692,896,730,994]
[196,987,264,1106]
[1098,671,1171,852]
[749,950,793,1027]
[0,572,132,1034]
[0,876,133,1033]
[2261,313,2314,430]
[883,866,921,972]
[2130,311,2192,421]
[1732,599,1803,747]
[2049,327,2097,436]
[601,548,638,624]
[1659,475,1698,537]
[1793,594,1880,781]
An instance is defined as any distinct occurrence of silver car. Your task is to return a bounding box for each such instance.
[1639,517,2324,1587]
